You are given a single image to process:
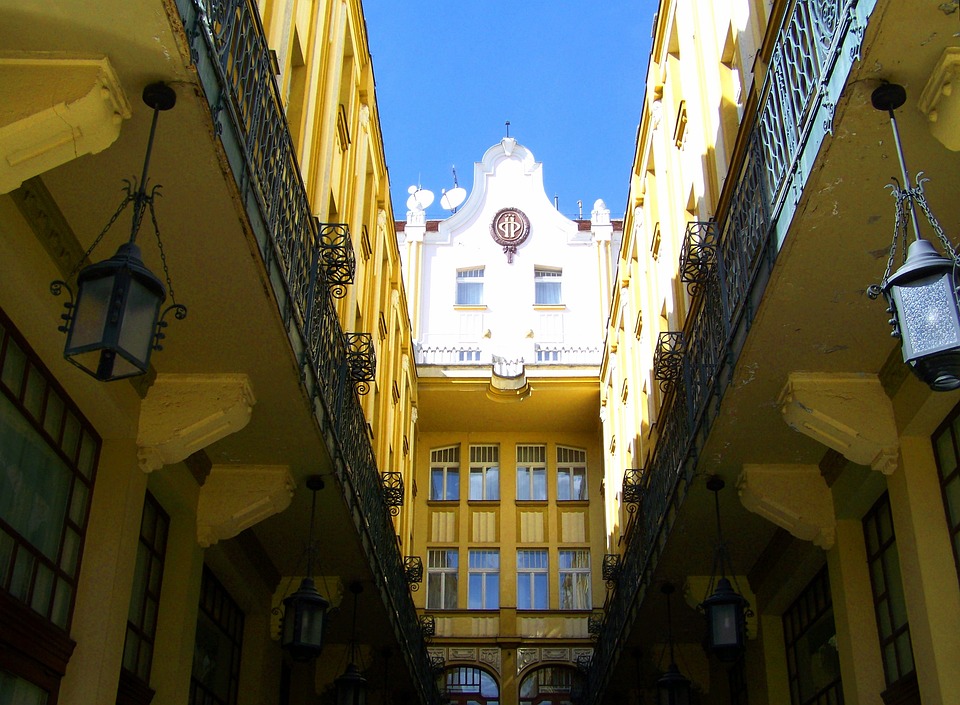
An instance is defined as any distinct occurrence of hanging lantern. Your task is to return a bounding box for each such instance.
[657,583,692,705]
[281,577,330,662]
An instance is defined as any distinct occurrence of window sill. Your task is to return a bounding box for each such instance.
[515,500,549,506]
[557,499,590,505]
[427,499,460,505]
[467,499,501,505]
[533,304,566,310]
[454,304,487,310]
[881,672,920,705]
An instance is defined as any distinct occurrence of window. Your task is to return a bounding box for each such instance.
[558,550,591,610]
[469,445,499,500]
[190,567,244,705]
[863,493,915,687]
[427,549,458,609]
[782,567,842,705]
[557,447,587,501]
[932,404,960,586]
[122,492,170,686]
[517,550,548,610]
[519,666,581,705]
[442,667,499,705]
[535,346,561,363]
[430,446,460,501]
[456,267,484,305]
[458,349,481,363]
[468,549,499,610]
[534,266,562,305]
[517,445,546,501]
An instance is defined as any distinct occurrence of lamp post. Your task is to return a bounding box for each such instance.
[656,583,691,705]
[335,581,368,705]
[51,82,186,381]
[700,476,749,663]
[281,476,330,661]
[867,82,960,391]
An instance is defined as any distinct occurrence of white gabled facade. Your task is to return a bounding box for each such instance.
[400,137,621,370]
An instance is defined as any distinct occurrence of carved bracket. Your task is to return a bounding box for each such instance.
[737,464,836,549]
[137,373,256,473]
[197,465,293,547]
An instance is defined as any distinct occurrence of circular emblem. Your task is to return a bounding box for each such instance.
[490,207,530,248]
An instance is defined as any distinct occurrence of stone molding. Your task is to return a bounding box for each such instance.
[918,47,960,151]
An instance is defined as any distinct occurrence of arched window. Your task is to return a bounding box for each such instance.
[440,666,500,705]
[519,666,582,705]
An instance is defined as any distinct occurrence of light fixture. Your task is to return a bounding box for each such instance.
[700,476,749,663]
[867,81,960,391]
[281,476,330,661]
[50,82,186,381]
[335,581,367,705]
[656,582,691,705]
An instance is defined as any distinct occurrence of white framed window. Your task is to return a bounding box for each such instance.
[559,549,591,610]
[458,349,481,362]
[534,266,562,305]
[516,445,547,501]
[427,549,458,609]
[430,446,460,501]
[469,445,499,500]
[468,549,499,610]
[535,346,561,363]
[517,550,548,610]
[456,267,484,305]
[557,446,587,501]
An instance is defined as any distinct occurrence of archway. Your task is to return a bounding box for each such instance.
[440,665,500,705]
[518,665,582,705]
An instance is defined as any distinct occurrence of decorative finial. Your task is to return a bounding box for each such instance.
[505,120,510,138]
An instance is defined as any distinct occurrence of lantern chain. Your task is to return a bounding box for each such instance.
[66,187,136,280]
[147,189,180,307]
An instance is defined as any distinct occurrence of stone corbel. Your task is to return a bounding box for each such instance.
[778,372,898,474]
[137,373,256,473]
[918,47,960,151]
[0,53,131,194]
[738,464,836,549]
[197,464,293,547]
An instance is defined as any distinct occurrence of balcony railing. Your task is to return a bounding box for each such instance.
[175,0,440,702]
[583,0,874,701]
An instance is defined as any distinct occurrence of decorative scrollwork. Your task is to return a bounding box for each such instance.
[419,615,436,639]
[429,654,446,674]
[588,611,604,638]
[381,471,404,516]
[653,332,684,394]
[345,332,376,394]
[576,652,593,673]
[622,468,643,513]
[602,554,621,587]
[49,280,75,334]
[318,221,355,298]
[404,555,424,590]
[679,220,719,296]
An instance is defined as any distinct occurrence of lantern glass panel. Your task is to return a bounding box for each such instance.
[710,601,740,646]
[66,276,114,352]
[298,603,324,645]
[892,271,960,360]
[118,275,163,366]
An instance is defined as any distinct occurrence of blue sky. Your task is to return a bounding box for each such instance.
[363,1,659,222]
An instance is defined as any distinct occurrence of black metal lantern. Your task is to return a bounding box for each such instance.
[335,582,367,705]
[700,476,749,663]
[51,82,186,381]
[281,476,330,661]
[867,82,960,391]
[657,583,691,705]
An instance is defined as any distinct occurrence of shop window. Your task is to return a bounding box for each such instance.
[863,493,916,693]
[782,567,842,705]
[189,567,243,705]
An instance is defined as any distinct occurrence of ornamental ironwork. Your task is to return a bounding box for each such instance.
[404,556,424,589]
[345,332,376,394]
[317,221,355,298]
[576,652,592,673]
[588,611,604,638]
[653,332,684,394]
[381,471,404,516]
[679,220,719,296]
[622,468,642,512]
[419,615,436,639]
[429,654,446,674]
[602,554,621,587]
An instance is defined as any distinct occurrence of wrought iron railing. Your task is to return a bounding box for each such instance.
[175,0,440,702]
[583,0,871,702]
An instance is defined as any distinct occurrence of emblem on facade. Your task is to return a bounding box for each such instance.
[490,207,530,262]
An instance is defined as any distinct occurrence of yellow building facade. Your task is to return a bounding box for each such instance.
[0,0,429,704]
[591,0,960,704]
